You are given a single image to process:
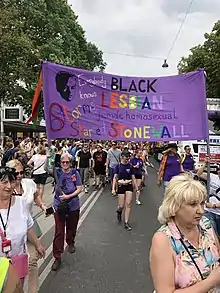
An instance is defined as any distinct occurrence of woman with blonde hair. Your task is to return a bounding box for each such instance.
[27,145,47,200]
[150,173,220,293]
[6,159,46,293]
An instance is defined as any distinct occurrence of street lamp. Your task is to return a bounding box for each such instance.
[162,59,169,68]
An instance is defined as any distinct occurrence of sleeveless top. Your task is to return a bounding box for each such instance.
[158,216,220,291]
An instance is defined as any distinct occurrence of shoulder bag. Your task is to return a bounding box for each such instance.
[0,227,28,280]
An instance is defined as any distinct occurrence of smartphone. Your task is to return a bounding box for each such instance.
[45,206,55,217]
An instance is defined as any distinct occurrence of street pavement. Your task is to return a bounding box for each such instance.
[37,164,164,293]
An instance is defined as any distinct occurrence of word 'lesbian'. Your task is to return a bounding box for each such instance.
[101,92,163,110]
[111,77,157,93]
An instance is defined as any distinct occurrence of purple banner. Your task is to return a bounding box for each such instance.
[42,61,208,142]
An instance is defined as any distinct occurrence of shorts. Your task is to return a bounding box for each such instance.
[33,173,48,185]
[135,174,142,180]
[118,184,133,194]
[94,166,105,176]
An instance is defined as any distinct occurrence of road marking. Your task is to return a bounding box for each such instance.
[37,190,97,268]
[78,188,103,227]
[38,187,103,287]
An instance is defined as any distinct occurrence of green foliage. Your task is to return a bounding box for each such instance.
[0,0,106,118]
[178,20,220,100]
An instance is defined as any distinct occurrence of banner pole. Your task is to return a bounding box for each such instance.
[206,136,211,202]
[204,70,211,202]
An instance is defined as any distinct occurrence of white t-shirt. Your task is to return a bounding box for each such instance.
[20,178,37,216]
[31,154,47,175]
[0,196,33,257]
[205,173,220,216]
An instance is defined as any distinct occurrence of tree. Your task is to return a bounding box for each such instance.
[178,20,220,100]
[0,0,106,118]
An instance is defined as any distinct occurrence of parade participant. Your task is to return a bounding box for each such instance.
[182,145,195,171]
[6,159,46,293]
[112,150,139,231]
[157,143,183,188]
[46,154,82,271]
[0,167,45,286]
[130,150,144,205]
[77,143,91,193]
[106,141,121,187]
[197,157,220,236]
[150,173,220,293]
[27,145,47,200]
[93,144,107,189]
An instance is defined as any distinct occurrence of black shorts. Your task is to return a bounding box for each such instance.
[135,174,142,180]
[94,166,105,176]
[33,173,48,185]
[118,184,133,194]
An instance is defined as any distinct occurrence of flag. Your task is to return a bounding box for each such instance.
[26,69,42,125]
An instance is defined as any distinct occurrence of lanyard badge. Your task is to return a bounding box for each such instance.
[2,239,12,253]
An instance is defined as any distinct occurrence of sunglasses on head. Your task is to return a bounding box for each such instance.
[0,167,16,182]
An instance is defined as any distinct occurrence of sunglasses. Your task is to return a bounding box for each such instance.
[61,161,70,164]
[15,171,24,176]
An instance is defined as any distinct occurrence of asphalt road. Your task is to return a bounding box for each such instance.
[39,166,164,293]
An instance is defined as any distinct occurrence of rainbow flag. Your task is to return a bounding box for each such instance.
[26,69,42,125]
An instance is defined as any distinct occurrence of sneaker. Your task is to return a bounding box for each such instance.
[51,259,61,271]
[67,244,76,254]
[136,199,141,205]
[84,187,88,193]
[116,210,122,222]
[124,222,132,231]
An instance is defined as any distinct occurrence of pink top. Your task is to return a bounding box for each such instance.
[158,216,220,291]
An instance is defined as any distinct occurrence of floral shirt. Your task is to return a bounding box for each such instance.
[158,216,220,291]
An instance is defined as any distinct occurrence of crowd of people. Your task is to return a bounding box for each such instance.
[0,136,155,292]
[1,136,220,292]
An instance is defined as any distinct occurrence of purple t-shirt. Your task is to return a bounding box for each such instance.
[163,155,181,182]
[182,154,194,171]
[114,163,134,180]
[54,169,82,212]
[130,157,143,175]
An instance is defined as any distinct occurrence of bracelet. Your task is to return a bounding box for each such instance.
[213,204,217,208]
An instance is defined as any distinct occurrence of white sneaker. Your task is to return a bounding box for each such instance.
[136,200,141,205]
[85,187,88,193]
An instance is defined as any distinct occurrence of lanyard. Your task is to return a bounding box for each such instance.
[0,196,12,237]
